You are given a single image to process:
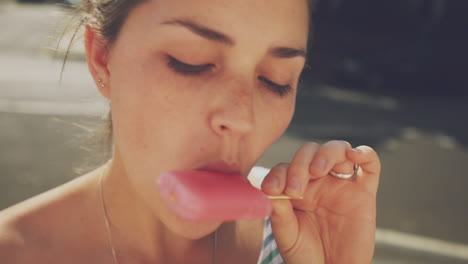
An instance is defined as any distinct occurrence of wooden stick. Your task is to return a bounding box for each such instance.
[267,195,303,200]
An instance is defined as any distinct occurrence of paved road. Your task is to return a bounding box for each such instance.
[1,3,467,263]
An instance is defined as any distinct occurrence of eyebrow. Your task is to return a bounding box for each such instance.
[161,18,234,46]
[161,18,307,59]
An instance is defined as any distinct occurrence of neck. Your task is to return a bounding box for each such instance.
[97,155,217,263]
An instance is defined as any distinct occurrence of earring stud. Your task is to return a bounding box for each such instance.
[98,78,105,88]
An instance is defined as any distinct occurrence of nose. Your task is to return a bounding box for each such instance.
[209,77,255,137]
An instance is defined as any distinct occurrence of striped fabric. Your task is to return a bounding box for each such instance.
[258,218,285,264]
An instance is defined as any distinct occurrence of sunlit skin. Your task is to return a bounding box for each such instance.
[0,0,380,263]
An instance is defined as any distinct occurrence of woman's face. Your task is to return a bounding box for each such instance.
[102,0,309,235]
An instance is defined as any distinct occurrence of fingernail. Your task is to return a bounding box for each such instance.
[311,158,327,172]
[287,178,301,197]
[265,176,279,189]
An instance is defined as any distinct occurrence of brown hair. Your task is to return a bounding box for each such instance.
[79,0,147,44]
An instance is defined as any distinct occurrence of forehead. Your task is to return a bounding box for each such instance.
[132,0,309,48]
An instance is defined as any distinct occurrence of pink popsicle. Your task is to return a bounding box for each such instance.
[157,170,272,222]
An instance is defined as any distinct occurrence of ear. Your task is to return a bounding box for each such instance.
[85,26,111,99]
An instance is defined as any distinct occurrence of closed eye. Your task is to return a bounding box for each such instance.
[167,56,292,96]
[258,76,292,96]
[167,56,214,75]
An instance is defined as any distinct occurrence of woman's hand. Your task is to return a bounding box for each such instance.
[261,141,381,264]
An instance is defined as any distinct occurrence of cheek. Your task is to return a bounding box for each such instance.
[108,68,173,152]
[271,100,295,137]
[108,54,208,159]
[260,89,296,131]
[254,95,295,149]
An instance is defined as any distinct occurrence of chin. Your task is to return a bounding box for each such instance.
[166,214,222,240]
[157,205,222,239]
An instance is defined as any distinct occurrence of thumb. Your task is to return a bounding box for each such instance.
[270,200,299,252]
[261,163,299,251]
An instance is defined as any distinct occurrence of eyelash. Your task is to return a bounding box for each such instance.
[167,56,214,75]
[166,56,292,96]
[257,76,292,97]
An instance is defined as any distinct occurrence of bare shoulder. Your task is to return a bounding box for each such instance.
[0,172,101,263]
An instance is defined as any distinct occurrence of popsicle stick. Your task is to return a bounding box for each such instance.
[267,195,303,200]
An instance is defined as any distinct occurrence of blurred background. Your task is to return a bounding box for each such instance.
[1,0,467,263]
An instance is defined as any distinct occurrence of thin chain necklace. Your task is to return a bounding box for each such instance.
[98,164,218,264]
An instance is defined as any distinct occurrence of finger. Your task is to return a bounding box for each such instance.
[310,140,354,178]
[346,145,381,191]
[261,163,289,196]
[285,142,320,198]
[261,163,299,250]
[269,197,299,252]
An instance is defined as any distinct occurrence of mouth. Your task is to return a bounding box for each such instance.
[196,160,242,175]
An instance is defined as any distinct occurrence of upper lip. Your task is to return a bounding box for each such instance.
[197,160,242,175]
